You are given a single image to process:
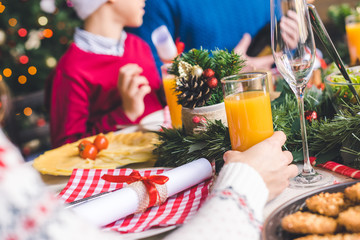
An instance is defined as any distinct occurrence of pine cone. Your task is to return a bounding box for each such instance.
[176,76,212,109]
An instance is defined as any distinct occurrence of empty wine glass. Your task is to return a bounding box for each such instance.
[270,0,333,187]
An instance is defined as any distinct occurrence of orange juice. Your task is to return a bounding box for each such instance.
[163,77,182,128]
[224,91,273,151]
[346,22,360,65]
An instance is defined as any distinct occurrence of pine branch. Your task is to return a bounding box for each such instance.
[153,120,231,171]
[212,49,246,80]
[168,48,212,76]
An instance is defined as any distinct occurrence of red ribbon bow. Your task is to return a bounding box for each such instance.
[101,171,169,208]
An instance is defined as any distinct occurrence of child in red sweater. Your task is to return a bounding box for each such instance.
[49,0,163,148]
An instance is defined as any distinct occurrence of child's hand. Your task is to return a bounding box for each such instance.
[117,64,151,121]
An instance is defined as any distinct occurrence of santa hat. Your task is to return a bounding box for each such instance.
[69,0,108,20]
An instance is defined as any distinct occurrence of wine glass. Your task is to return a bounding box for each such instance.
[270,0,333,187]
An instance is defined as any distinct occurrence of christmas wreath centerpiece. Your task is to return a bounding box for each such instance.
[167,48,245,134]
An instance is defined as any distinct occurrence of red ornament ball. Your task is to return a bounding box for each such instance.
[203,68,215,78]
[192,116,201,124]
[207,77,218,88]
[305,111,317,122]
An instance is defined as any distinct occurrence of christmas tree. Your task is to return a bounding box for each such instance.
[0,0,80,157]
[0,0,80,95]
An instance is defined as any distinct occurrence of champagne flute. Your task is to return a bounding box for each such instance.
[270,0,333,187]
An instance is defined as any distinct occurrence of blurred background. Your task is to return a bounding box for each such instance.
[0,0,358,160]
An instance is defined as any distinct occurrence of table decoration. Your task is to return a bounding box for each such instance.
[33,131,159,176]
[168,48,245,134]
[153,74,360,174]
[58,158,213,232]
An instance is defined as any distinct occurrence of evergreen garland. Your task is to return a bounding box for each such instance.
[154,120,231,170]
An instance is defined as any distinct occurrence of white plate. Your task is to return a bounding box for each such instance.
[139,110,165,131]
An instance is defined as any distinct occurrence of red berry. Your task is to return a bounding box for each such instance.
[192,116,201,124]
[203,68,215,78]
[175,37,185,54]
[207,77,218,88]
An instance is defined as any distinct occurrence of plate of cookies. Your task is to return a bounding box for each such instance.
[262,181,360,240]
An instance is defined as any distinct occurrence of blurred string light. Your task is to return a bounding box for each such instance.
[0,2,5,13]
[3,68,12,77]
[8,18,17,27]
[18,75,27,84]
[0,30,6,45]
[19,55,29,64]
[24,107,32,116]
[38,16,48,26]
[46,57,57,68]
[28,66,37,75]
[42,28,53,38]
[59,36,68,44]
[18,28,27,37]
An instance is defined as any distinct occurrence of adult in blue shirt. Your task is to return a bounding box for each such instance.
[128,0,275,73]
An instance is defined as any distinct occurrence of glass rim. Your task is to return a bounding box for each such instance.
[346,14,360,22]
[325,66,360,86]
[220,72,267,84]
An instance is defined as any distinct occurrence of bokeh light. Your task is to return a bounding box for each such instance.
[57,21,66,30]
[0,3,5,13]
[18,75,27,84]
[38,16,48,26]
[18,28,27,37]
[3,68,12,77]
[43,28,53,38]
[24,107,32,116]
[8,18,17,27]
[59,36,68,44]
[19,55,29,64]
[0,75,3,81]
[28,66,37,75]
[46,57,57,68]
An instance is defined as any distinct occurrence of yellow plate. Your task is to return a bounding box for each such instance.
[33,131,159,176]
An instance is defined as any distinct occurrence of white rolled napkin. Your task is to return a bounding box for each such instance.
[70,158,213,227]
[151,25,178,62]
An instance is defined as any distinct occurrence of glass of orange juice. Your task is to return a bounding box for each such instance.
[161,64,182,128]
[346,15,360,66]
[221,72,273,151]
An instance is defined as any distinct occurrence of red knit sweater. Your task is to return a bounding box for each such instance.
[50,33,163,148]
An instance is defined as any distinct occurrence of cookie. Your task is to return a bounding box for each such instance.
[338,206,360,233]
[345,182,360,203]
[294,233,360,240]
[306,192,346,217]
[281,211,338,234]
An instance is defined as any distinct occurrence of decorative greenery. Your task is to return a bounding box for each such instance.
[327,3,359,33]
[154,120,231,171]
[153,78,360,169]
[168,48,246,108]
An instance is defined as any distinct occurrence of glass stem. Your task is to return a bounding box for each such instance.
[297,87,315,175]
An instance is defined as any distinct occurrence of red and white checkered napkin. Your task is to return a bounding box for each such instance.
[319,161,360,179]
[58,168,211,233]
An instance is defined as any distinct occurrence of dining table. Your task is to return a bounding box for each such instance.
[31,159,356,240]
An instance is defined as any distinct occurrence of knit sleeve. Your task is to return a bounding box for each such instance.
[0,129,122,240]
[164,162,269,240]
